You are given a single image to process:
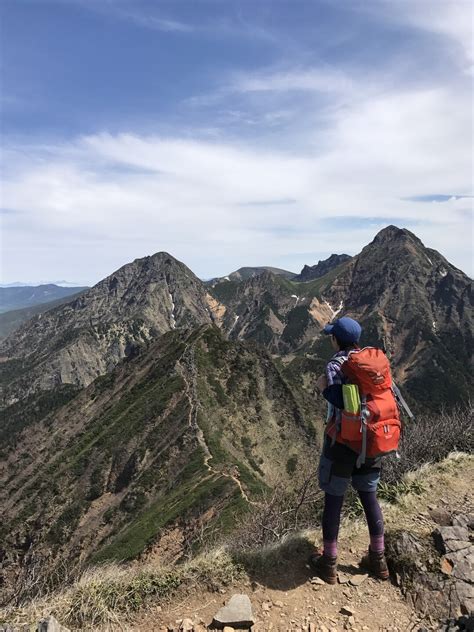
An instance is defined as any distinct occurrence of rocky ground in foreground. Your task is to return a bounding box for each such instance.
[127,454,474,632]
[3,453,472,632]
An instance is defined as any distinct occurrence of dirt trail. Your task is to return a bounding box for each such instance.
[131,454,474,632]
[133,540,418,632]
[176,333,256,506]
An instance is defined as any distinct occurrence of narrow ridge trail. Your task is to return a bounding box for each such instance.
[176,331,257,506]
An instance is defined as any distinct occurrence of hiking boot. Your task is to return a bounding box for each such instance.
[360,548,390,580]
[308,551,338,584]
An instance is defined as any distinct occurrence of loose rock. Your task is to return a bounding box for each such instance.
[36,617,70,632]
[213,594,254,628]
[179,618,194,632]
[310,577,326,586]
[350,574,369,587]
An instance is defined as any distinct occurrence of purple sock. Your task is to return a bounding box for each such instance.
[323,539,338,557]
[370,534,385,553]
[358,490,385,552]
[322,493,344,558]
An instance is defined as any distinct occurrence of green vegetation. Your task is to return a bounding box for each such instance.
[67,371,184,466]
[47,499,90,544]
[0,357,35,385]
[93,449,231,563]
[289,260,351,297]
[211,280,240,303]
[91,371,116,396]
[359,312,386,349]
[377,479,425,503]
[406,330,472,410]
[0,384,80,451]
[282,305,312,344]
[286,455,298,474]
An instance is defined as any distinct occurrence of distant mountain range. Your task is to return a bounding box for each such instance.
[0,225,472,604]
[0,290,87,340]
[207,266,297,286]
[0,280,83,288]
[0,283,88,313]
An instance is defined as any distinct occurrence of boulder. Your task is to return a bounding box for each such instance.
[386,511,474,622]
[433,527,470,555]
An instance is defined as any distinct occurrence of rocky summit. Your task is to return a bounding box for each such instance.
[212,226,472,409]
[0,252,226,405]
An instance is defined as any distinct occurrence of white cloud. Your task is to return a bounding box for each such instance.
[366,0,473,74]
[2,75,472,285]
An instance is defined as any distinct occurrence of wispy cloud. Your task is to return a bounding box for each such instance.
[362,1,474,74]
[2,78,472,283]
[403,194,474,203]
[116,10,193,33]
[70,0,194,33]
[230,67,354,94]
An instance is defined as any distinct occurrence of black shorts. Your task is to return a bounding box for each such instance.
[318,436,382,496]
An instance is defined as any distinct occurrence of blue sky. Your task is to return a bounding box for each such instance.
[1,0,473,284]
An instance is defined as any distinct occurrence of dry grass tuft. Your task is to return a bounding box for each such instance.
[1,550,243,630]
[382,404,473,483]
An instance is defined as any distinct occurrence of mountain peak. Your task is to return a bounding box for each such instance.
[372,225,424,248]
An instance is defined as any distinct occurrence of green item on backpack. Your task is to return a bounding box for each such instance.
[342,383,361,414]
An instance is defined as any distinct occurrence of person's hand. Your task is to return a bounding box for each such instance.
[316,373,328,392]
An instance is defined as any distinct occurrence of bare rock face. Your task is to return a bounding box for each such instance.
[386,511,474,621]
[0,252,225,405]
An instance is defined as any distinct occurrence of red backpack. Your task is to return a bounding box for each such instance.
[328,347,402,466]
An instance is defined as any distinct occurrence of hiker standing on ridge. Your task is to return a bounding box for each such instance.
[309,316,399,584]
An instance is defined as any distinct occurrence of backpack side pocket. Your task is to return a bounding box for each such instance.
[340,384,362,442]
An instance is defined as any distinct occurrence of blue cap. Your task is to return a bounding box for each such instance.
[323,316,362,344]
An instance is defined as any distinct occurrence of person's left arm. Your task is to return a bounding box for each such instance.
[316,359,344,408]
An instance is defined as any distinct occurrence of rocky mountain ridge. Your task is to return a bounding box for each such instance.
[1,227,472,412]
[0,253,226,405]
[295,253,352,282]
[206,265,297,286]
[0,325,318,604]
[211,226,472,408]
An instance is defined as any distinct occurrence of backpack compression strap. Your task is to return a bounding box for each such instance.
[392,382,415,420]
[356,395,370,468]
